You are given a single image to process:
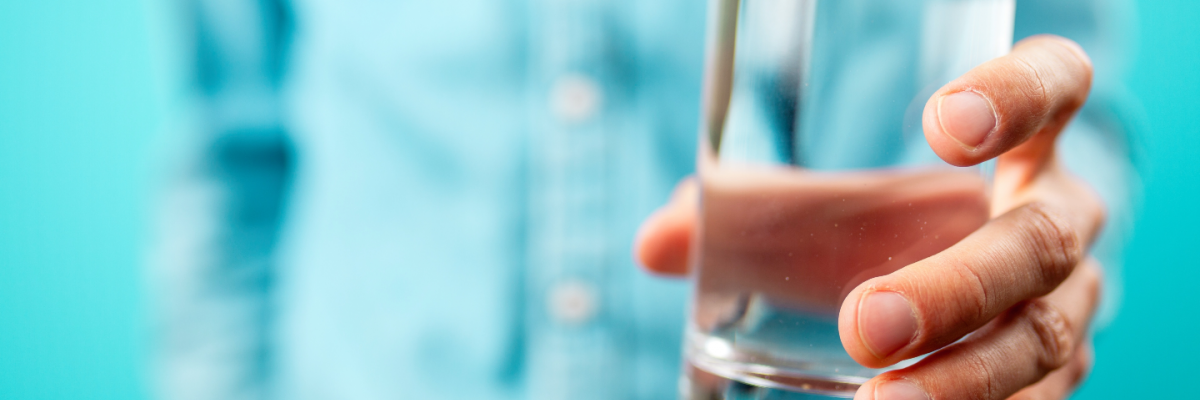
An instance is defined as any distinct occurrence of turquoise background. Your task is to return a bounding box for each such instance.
[0,1,1195,399]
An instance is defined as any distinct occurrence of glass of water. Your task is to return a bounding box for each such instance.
[683,0,1015,398]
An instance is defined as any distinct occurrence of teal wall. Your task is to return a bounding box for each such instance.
[1075,1,1200,398]
[0,1,158,399]
[0,1,1195,399]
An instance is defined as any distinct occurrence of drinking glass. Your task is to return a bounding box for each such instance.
[683,0,1015,398]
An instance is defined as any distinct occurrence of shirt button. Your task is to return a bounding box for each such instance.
[548,280,598,325]
[550,74,603,123]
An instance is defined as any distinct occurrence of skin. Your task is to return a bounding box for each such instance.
[635,35,1105,400]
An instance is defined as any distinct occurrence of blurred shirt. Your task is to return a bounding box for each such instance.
[150,0,1140,399]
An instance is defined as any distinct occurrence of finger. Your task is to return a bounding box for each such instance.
[923,35,1093,168]
[839,200,1103,368]
[852,261,1102,400]
[1006,340,1093,400]
[634,179,698,277]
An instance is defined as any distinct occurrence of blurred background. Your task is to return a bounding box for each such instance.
[0,1,1195,399]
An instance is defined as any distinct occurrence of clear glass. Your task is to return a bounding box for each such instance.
[684,0,1015,398]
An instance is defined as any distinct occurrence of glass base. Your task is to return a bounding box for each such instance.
[680,320,920,399]
[683,353,862,399]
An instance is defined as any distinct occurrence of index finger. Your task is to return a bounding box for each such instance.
[923,35,1093,168]
[838,197,1102,369]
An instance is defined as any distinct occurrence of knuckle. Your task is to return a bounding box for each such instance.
[954,257,992,323]
[1009,55,1052,116]
[1021,299,1076,372]
[1009,35,1093,130]
[1018,203,1082,288]
[963,350,1003,400]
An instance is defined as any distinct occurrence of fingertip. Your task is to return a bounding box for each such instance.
[637,178,701,277]
[856,374,932,400]
[861,291,919,359]
[940,91,997,148]
[852,379,877,400]
[633,211,666,272]
[873,378,930,400]
[839,281,898,369]
[922,93,984,167]
[838,286,865,363]
[924,34,1094,168]
[634,208,694,277]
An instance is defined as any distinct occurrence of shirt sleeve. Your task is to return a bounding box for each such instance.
[1014,0,1143,330]
[147,1,293,399]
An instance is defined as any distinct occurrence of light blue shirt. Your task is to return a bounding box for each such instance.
[150,0,1139,399]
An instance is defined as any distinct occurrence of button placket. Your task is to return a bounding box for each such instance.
[525,0,622,398]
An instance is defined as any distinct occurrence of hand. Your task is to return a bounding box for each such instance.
[635,35,1105,400]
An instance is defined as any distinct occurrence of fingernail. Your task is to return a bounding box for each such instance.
[875,380,930,400]
[852,382,875,400]
[859,291,918,359]
[937,91,996,148]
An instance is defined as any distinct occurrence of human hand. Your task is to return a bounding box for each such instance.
[635,35,1105,400]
